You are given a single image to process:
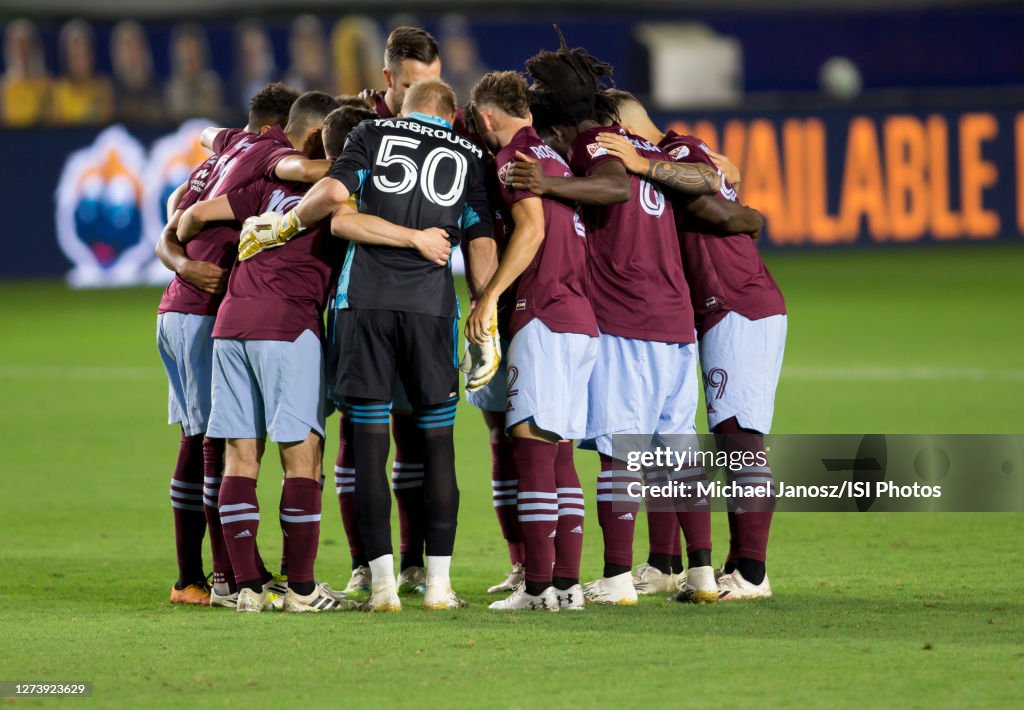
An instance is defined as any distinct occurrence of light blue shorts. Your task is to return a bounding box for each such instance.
[699,312,787,434]
[581,332,699,458]
[505,319,597,440]
[466,337,511,414]
[208,329,326,442]
[157,312,215,437]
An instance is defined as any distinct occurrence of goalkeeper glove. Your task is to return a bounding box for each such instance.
[460,306,501,392]
[238,210,305,261]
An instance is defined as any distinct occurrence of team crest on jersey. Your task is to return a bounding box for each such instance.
[705,296,719,308]
[668,145,690,160]
[497,161,511,186]
[516,298,527,311]
[586,143,608,158]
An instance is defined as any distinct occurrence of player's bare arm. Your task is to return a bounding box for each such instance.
[331,205,452,266]
[155,208,228,295]
[466,236,498,300]
[466,197,544,345]
[682,195,765,239]
[507,152,631,205]
[177,196,236,242]
[273,155,333,184]
[166,182,188,222]
[199,126,226,151]
[293,176,352,230]
[596,132,720,195]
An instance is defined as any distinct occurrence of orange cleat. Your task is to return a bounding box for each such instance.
[169,582,211,606]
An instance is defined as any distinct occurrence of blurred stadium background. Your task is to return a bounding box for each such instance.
[1,2,1022,706]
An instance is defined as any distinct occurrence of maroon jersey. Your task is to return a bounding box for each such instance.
[660,130,786,336]
[495,126,597,338]
[157,126,299,317]
[214,179,344,341]
[568,125,693,344]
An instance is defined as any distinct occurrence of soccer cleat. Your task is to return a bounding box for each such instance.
[487,563,525,594]
[342,566,371,596]
[236,587,270,613]
[671,565,719,604]
[283,583,358,613]
[263,575,287,611]
[422,578,469,611]
[717,569,773,601]
[169,582,211,606]
[210,588,238,608]
[556,584,586,610]
[489,584,559,611]
[357,580,402,612]
[632,563,681,595]
[397,566,427,595]
[583,572,639,606]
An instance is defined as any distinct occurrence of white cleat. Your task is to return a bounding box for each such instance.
[236,587,270,613]
[422,577,469,611]
[342,566,371,596]
[210,588,238,608]
[397,566,427,595]
[283,582,358,612]
[671,565,719,604]
[555,584,585,611]
[487,563,525,594]
[717,569,773,601]
[263,575,287,610]
[583,572,638,606]
[632,563,681,595]
[357,580,402,612]
[489,584,559,611]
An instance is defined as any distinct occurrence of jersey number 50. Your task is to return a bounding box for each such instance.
[372,135,468,207]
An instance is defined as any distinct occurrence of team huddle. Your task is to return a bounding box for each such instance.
[156,26,786,614]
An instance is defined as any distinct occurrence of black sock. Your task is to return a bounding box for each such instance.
[723,558,737,574]
[290,580,315,596]
[687,549,712,569]
[416,399,459,557]
[737,557,766,585]
[525,581,550,596]
[260,570,273,585]
[647,552,673,575]
[174,576,205,590]
[552,576,577,591]
[670,555,684,574]
[604,563,631,578]
[400,551,425,570]
[352,555,368,569]
[238,578,263,594]
[349,399,394,562]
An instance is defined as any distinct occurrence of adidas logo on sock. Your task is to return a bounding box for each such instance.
[548,530,557,538]
[570,525,583,534]
[618,512,634,521]
[234,530,253,539]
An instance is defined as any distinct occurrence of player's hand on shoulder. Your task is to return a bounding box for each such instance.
[710,150,740,186]
[411,227,451,266]
[507,151,549,195]
[179,260,228,295]
[238,211,304,261]
[595,132,647,173]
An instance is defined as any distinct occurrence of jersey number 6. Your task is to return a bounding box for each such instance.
[372,134,468,207]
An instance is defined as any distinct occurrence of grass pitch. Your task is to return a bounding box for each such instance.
[1,245,1022,707]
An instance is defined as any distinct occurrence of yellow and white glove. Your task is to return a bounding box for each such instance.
[237,210,305,261]
[459,307,502,392]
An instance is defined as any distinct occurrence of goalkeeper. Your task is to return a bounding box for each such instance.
[239,80,496,611]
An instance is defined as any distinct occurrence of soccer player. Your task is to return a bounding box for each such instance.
[154,82,298,605]
[506,42,717,605]
[467,71,598,611]
[597,93,786,601]
[155,88,340,607]
[241,80,495,611]
[177,105,452,613]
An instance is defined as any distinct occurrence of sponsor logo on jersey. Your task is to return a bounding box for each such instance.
[586,142,608,158]
[705,296,719,308]
[516,298,527,311]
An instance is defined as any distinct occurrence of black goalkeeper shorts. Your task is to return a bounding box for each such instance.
[332,308,459,408]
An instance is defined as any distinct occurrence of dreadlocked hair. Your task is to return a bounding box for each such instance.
[523,27,615,127]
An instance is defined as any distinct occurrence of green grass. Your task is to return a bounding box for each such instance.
[1,245,1022,708]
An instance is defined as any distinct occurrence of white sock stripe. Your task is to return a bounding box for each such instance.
[203,496,218,508]
[336,485,354,494]
[558,501,586,509]
[556,487,583,494]
[491,479,519,487]
[219,502,257,513]
[203,476,222,484]
[518,502,559,512]
[391,470,424,480]
[668,470,708,482]
[280,513,321,523]
[595,494,641,503]
[391,481,424,490]
[736,466,772,474]
[518,513,559,522]
[334,466,355,474]
[558,508,585,517]
[517,491,558,500]
[220,512,260,523]
[393,462,425,471]
[730,477,774,486]
[171,501,204,512]
[492,499,517,507]
[170,489,203,501]
[170,480,204,490]
[202,486,219,497]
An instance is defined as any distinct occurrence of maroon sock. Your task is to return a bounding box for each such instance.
[645,470,678,559]
[513,438,559,586]
[280,478,322,585]
[218,476,261,585]
[725,512,739,570]
[490,434,524,565]
[596,454,640,572]
[670,464,713,559]
[392,411,426,569]
[201,437,234,589]
[715,418,774,564]
[170,432,206,584]
[333,415,363,566]
[553,441,584,581]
